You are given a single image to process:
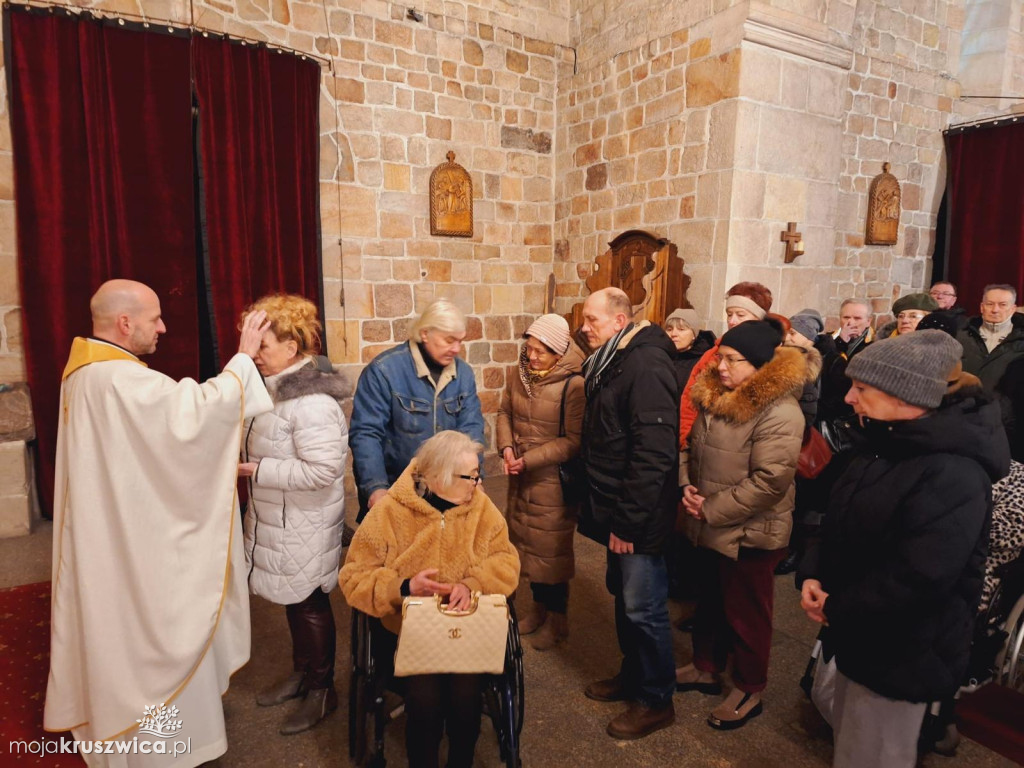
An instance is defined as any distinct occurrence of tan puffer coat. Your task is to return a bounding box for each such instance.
[679,346,809,560]
[495,343,586,584]
[339,461,521,634]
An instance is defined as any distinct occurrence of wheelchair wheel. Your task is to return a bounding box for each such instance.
[996,592,1024,692]
[491,606,525,767]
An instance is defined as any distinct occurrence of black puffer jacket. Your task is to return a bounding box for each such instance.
[579,323,679,553]
[670,330,716,398]
[799,388,1010,702]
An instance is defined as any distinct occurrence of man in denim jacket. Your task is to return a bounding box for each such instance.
[350,299,485,521]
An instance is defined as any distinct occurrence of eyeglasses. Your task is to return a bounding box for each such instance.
[458,474,482,485]
[713,353,749,368]
[929,291,955,298]
[897,311,928,321]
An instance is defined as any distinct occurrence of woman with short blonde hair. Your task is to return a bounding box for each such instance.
[238,293,348,735]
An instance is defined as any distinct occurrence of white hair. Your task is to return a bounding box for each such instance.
[414,431,483,491]
[409,299,466,339]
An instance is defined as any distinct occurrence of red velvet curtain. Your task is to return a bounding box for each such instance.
[945,121,1024,305]
[193,37,322,365]
[7,7,198,516]
[7,7,322,515]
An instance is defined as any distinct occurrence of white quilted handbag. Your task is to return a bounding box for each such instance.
[394,593,510,677]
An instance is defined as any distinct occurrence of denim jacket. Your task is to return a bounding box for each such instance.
[350,341,485,518]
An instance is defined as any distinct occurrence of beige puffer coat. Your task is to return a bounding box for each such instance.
[495,343,586,584]
[679,345,809,560]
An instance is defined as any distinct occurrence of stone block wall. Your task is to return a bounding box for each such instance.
[553,14,746,328]
[829,0,964,321]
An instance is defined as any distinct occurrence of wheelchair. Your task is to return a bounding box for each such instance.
[348,602,525,767]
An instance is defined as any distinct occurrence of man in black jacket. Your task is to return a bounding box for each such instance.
[578,288,679,740]
[799,330,1010,767]
[957,284,1024,445]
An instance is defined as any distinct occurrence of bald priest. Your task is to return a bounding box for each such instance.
[44,279,274,767]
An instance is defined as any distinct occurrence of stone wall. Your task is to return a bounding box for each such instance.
[0,0,574,453]
[559,0,973,330]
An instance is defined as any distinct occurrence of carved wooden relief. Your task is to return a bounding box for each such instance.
[429,151,473,237]
[565,230,691,347]
[866,162,900,245]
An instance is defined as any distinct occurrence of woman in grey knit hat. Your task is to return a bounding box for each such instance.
[797,330,1010,768]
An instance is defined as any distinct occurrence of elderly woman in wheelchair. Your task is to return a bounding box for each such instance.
[340,430,521,768]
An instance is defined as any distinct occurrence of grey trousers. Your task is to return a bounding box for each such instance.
[832,668,926,768]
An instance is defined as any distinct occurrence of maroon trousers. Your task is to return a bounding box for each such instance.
[692,546,786,693]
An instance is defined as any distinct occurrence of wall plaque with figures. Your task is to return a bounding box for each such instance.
[430,151,473,238]
[866,162,901,245]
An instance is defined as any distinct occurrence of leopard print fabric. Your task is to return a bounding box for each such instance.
[979,460,1024,613]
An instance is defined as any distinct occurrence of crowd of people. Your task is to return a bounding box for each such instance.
[44,277,1024,768]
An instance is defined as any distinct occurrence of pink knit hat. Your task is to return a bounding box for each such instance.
[525,314,571,355]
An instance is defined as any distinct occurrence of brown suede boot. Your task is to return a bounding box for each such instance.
[606,701,675,740]
[530,611,567,651]
[256,670,305,707]
[517,603,547,636]
[279,687,338,735]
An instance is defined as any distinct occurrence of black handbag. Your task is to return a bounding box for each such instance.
[557,375,587,506]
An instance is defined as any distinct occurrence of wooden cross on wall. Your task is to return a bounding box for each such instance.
[781,222,804,264]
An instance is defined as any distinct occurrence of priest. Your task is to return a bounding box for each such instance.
[44,279,274,766]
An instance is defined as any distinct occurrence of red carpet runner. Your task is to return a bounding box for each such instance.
[0,581,79,766]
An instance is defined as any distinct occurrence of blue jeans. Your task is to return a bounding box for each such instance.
[606,551,674,708]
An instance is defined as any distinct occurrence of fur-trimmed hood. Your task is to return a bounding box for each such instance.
[274,356,351,403]
[692,345,811,424]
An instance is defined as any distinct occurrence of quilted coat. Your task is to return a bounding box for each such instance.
[339,461,521,634]
[243,357,350,604]
[680,346,809,559]
[495,343,586,584]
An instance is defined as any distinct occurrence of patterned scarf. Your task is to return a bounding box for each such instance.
[583,322,634,397]
[518,347,554,397]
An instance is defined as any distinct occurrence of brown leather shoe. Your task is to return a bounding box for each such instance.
[585,674,629,702]
[606,701,675,740]
[530,612,568,651]
[279,687,338,735]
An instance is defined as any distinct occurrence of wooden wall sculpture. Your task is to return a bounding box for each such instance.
[866,162,900,245]
[565,229,691,347]
[429,151,473,237]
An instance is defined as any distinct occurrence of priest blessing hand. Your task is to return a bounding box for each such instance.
[44,279,274,768]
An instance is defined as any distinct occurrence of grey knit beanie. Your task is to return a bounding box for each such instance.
[845,330,963,408]
[789,308,824,342]
[665,308,700,332]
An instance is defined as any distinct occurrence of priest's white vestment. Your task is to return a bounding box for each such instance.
[43,337,273,767]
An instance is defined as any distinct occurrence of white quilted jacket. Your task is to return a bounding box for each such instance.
[243,357,350,604]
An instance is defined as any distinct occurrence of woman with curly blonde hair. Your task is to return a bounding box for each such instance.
[237,294,350,735]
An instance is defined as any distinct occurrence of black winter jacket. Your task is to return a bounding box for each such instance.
[958,314,1024,393]
[579,323,680,553]
[670,330,716,398]
[799,388,1010,702]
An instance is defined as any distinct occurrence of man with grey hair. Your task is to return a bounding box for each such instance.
[350,299,485,521]
[958,284,1024,389]
[958,284,1024,453]
[577,287,679,740]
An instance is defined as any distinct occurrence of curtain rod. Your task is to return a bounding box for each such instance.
[945,111,1024,134]
[2,0,331,68]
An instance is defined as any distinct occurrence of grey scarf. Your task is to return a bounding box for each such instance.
[583,323,634,397]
